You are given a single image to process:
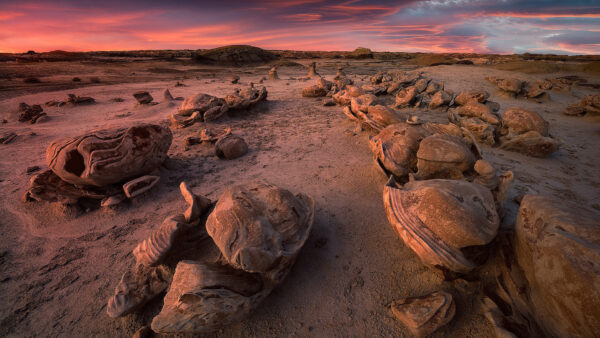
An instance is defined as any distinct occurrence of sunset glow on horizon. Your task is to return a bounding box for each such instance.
[0,0,599,55]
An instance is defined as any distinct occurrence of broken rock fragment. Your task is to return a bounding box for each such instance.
[302,85,327,97]
[17,103,44,123]
[132,215,193,267]
[133,91,153,104]
[123,175,160,198]
[391,291,456,337]
[106,263,172,318]
[151,261,268,333]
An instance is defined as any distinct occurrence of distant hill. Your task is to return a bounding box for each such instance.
[194,45,279,65]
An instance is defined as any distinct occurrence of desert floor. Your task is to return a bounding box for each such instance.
[0,58,599,337]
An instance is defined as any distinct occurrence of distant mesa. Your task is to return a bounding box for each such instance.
[346,47,373,59]
[193,45,279,66]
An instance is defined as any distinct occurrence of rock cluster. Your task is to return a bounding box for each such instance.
[106,181,314,334]
[498,107,561,157]
[17,102,46,123]
[171,84,267,128]
[448,99,561,157]
[486,76,549,100]
[46,94,95,107]
[565,94,600,117]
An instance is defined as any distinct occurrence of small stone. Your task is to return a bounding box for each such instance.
[322,98,335,106]
[132,326,152,338]
[163,88,174,101]
[33,114,49,124]
[101,194,126,207]
[133,91,153,104]
[391,291,455,337]
[215,135,248,160]
[26,166,40,174]
[268,67,279,80]
[0,132,17,144]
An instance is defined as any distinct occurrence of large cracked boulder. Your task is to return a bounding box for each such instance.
[501,107,548,136]
[46,124,172,187]
[383,179,499,275]
[206,181,314,283]
[224,85,268,110]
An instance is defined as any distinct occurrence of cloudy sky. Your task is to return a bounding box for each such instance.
[0,0,598,54]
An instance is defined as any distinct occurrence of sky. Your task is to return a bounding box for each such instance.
[0,0,598,54]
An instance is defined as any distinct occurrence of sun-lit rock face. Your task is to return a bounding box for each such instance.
[496,195,600,337]
[501,107,549,136]
[415,134,476,180]
[206,181,314,282]
[454,90,489,106]
[383,179,499,275]
[46,123,172,187]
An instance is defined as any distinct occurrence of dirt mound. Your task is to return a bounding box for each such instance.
[346,47,373,59]
[270,59,305,68]
[410,54,457,66]
[194,45,279,65]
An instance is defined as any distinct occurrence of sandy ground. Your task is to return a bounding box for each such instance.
[0,58,599,337]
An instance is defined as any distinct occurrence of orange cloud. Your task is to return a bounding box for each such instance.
[0,11,24,21]
[279,13,323,22]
